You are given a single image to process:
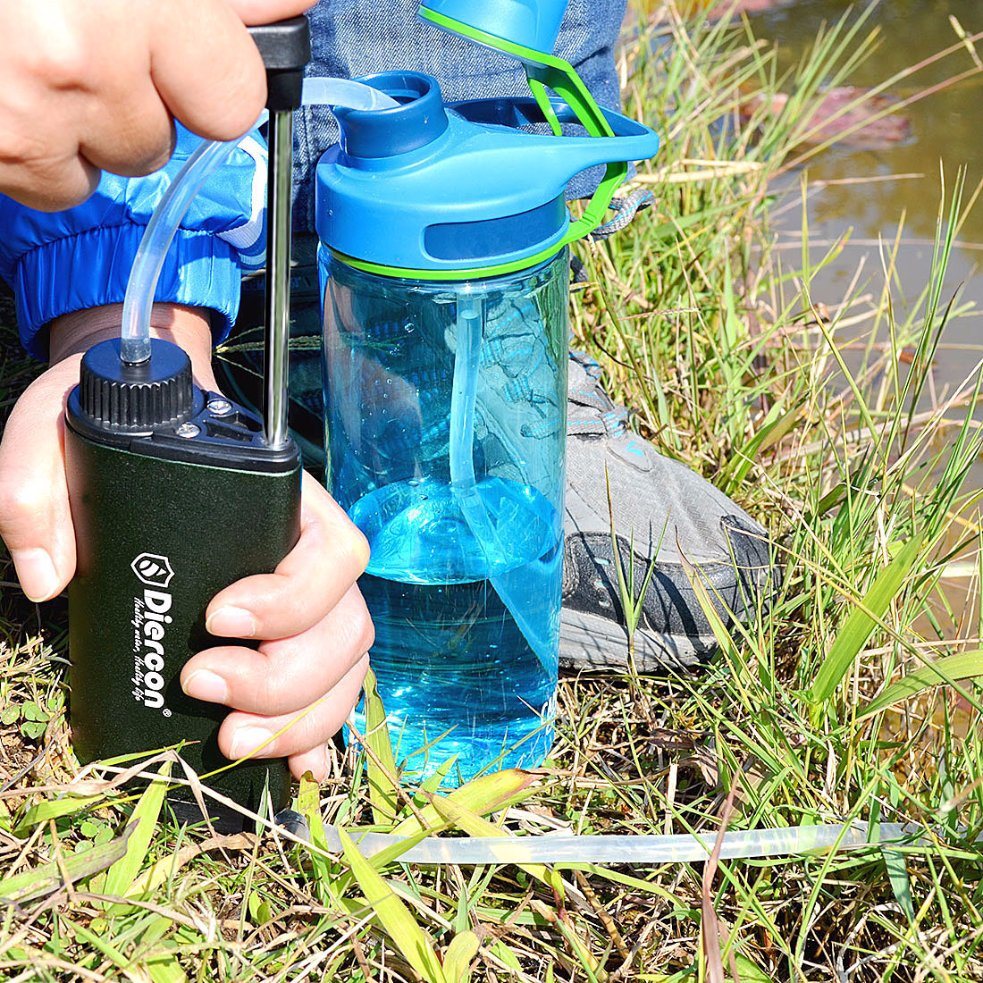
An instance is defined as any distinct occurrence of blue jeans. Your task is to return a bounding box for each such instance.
[293,0,627,232]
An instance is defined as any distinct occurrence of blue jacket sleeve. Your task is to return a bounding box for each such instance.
[0,124,267,360]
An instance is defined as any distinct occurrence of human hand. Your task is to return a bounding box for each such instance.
[0,0,313,211]
[0,304,373,780]
[181,471,373,780]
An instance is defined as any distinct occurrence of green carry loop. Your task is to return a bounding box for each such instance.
[420,6,631,249]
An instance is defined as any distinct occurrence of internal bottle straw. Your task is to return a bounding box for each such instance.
[449,294,554,670]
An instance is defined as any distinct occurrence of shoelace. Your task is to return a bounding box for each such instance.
[567,352,632,437]
[572,188,655,284]
[588,187,655,241]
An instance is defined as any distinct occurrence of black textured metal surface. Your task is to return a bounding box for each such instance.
[65,427,302,827]
[78,339,194,433]
[68,384,299,472]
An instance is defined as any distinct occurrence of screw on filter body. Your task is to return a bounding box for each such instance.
[208,398,234,417]
[76,339,194,433]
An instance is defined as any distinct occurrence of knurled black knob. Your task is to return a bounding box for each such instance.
[78,339,195,433]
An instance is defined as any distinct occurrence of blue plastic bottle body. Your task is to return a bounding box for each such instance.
[321,248,568,784]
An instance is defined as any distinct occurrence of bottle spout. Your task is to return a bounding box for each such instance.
[330,72,450,160]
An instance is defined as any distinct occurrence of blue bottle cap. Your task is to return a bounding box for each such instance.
[315,72,660,279]
[332,72,448,159]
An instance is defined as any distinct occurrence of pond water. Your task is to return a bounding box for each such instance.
[748,0,983,491]
[743,0,980,721]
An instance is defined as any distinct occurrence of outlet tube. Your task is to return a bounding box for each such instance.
[120,79,399,367]
[120,138,239,364]
[449,295,554,669]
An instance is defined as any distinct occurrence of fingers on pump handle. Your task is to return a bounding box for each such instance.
[153,2,312,145]
[78,87,177,179]
[227,1,315,24]
[0,157,101,213]
[150,1,268,143]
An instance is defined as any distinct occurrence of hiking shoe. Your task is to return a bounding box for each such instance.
[560,351,776,671]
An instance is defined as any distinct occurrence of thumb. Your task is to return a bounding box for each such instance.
[0,360,79,601]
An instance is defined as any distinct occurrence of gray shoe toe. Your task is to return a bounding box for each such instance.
[560,353,779,672]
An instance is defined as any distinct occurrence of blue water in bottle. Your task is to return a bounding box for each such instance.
[322,251,568,783]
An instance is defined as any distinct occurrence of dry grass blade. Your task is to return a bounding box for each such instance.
[0,822,134,904]
[128,832,255,899]
[701,781,740,983]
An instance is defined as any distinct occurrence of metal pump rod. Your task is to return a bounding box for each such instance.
[248,16,312,450]
[264,111,294,450]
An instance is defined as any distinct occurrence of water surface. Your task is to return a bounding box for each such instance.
[750,0,982,488]
[748,0,981,620]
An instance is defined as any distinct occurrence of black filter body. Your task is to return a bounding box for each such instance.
[66,339,302,829]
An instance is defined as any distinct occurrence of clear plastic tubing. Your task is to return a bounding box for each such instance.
[324,822,937,865]
[119,137,238,364]
[303,76,400,112]
[119,78,399,365]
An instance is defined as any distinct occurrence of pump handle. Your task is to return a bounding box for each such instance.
[248,16,312,111]
[246,17,312,448]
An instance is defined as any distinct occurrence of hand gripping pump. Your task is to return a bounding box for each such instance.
[65,19,311,829]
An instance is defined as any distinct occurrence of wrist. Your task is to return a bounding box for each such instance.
[49,305,217,389]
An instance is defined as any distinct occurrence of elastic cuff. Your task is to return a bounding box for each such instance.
[14,224,242,361]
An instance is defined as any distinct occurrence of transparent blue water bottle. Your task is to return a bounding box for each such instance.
[316,0,659,783]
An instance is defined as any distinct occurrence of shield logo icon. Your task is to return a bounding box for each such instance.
[131,553,175,589]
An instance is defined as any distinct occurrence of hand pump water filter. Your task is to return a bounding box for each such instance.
[64,20,397,828]
[317,0,660,783]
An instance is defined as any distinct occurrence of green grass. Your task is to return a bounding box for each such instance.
[3,3,983,980]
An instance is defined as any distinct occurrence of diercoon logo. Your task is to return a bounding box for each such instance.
[131,552,175,589]
[130,553,174,715]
